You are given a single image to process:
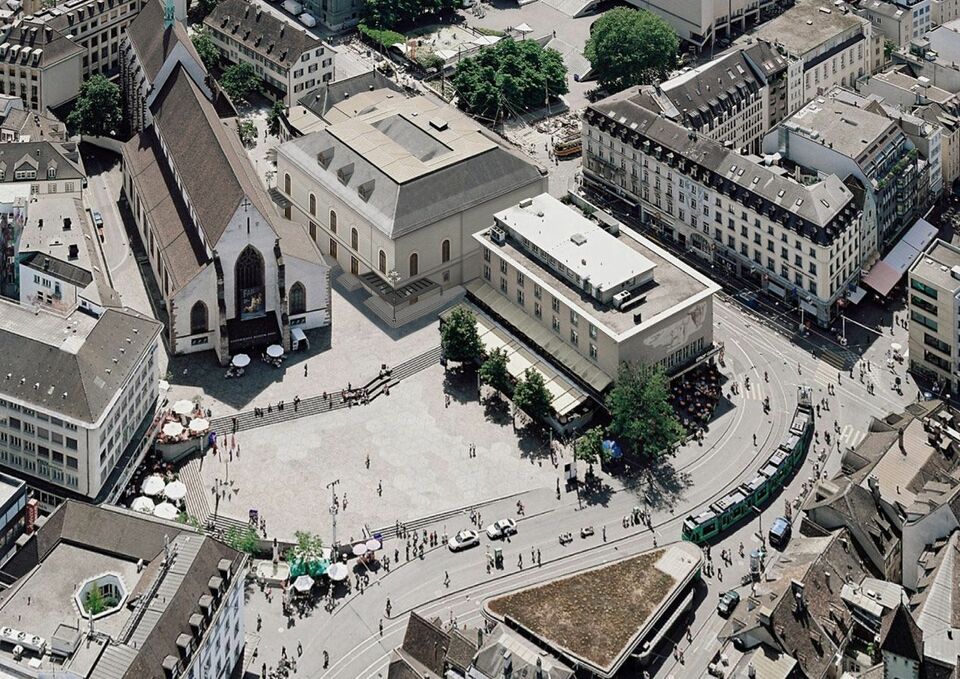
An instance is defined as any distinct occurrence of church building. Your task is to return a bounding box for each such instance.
[119,0,331,363]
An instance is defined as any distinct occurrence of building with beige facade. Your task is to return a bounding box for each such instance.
[908,238,960,394]
[275,92,546,327]
[204,0,335,105]
[467,194,719,410]
[582,88,863,327]
[933,0,960,23]
[744,0,881,117]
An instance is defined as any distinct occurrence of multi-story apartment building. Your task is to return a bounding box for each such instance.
[854,0,932,47]
[0,140,83,195]
[204,0,335,104]
[743,39,792,130]
[747,0,880,116]
[917,100,960,188]
[0,299,161,509]
[638,49,768,154]
[932,0,960,23]
[908,239,960,394]
[763,87,921,261]
[464,194,718,413]
[275,91,546,327]
[583,89,863,326]
[0,20,83,111]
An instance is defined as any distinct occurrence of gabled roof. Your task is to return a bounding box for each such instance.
[881,604,924,661]
[149,63,276,247]
[125,0,204,82]
[205,0,330,70]
[0,20,84,68]
[399,612,449,676]
[0,141,82,182]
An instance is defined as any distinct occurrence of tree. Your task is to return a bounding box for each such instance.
[176,512,202,529]
[453,39,568,121]
[287,530,324,562]
[584,8,679,92]
[479,347,511,397]
[219,62,261,104]
[267,100,285,137]
[606,363,685,459]
[67,74,121,136]
[237,119,257,146]
[440,306,483,364]
[191,28,220,70]
[363,0,459,30]
[513,368,552,424]
[574,426,607,473]
[224,526,260,554]
[84,586,106,616]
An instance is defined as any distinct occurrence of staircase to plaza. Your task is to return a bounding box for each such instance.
[178,455,260,535]
[207,345,443,435]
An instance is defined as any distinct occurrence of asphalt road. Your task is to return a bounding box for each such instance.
[245,289,917,679]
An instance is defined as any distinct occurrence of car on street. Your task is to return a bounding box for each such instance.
[92,211,104,229]
[485,518,517,540]
[717,590,740,617]
[769,517,792,549]
[448,530,479,552]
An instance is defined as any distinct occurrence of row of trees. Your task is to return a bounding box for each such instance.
[441,307,685,462]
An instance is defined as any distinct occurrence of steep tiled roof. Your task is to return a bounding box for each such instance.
[125,0,204,82]
[400,612,449,676]
[205,0,330,70]
[881,604,924,661]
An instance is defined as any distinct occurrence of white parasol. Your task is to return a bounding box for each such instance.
[292,574,314,592]
[891,342,903,354]
[158,380,170,392]
[172,400,194,416]
[153,502,179,521]
[164,480,187,502]
[189,418,210,434]
[141,474,165,496]
[327,563,349,581]
[162,421,184,437]
[352,543,368,557]
[130,496,155,514]
[232,354,251,368]
[515,22,533,34]
[365,538,381,552]
[266,344,284,358]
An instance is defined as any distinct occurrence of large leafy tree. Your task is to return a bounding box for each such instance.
[574,426,607,472]
[606,363,685,459]
[453,39,568,121]
[584,7,679,92]
[363,0,459,30]
[67,75,121,136]
[479,347,511,396]
[267,100,285,137]
[191,28,220,70]
[219,62,261,104]
[513,368,552,424]
[441,306,483,364]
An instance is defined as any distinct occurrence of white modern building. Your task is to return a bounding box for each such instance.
[0,298,161,508]
[0,501,248,679]
[454,194,718,423]
[275,91,546,327]
[122,0,331,361]
[583,88,863,326]
[204,0,335,104]
[908,238,960,393]
[854,0,932,47]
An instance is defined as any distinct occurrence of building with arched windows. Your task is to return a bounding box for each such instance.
[276,89,545,326]
[120,2,331,362]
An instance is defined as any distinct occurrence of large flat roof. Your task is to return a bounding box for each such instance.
[784,91,896,162]
[494,194,656,296]
[483,543,702,678]
[478,200,716,339]
[751,0,864,57]
[912,239,960,292]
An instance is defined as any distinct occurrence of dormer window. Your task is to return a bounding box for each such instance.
[46,167,55,179]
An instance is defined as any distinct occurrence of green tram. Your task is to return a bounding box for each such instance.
[682,386,814,545]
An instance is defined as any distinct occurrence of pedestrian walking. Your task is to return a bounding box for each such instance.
[444,571,450,587]
[323,650,329,668]
[518,554,523,569]
[602,525,606,542]
[378,480,382,496]
[379,619,383,636]
[297,641,302,657]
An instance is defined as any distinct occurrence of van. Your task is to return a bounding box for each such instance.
[769,517,792,549]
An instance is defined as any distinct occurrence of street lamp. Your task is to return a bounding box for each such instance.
[387,269,400,324]
[752,506,764,547]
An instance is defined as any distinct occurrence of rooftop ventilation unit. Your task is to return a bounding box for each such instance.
[490,226,506,245]
[612,290,631,309]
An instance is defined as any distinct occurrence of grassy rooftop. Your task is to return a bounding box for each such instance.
[487,550,675,669]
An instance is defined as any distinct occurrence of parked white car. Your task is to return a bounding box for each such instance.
[485,518,518,540]
[448,530,479,552]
